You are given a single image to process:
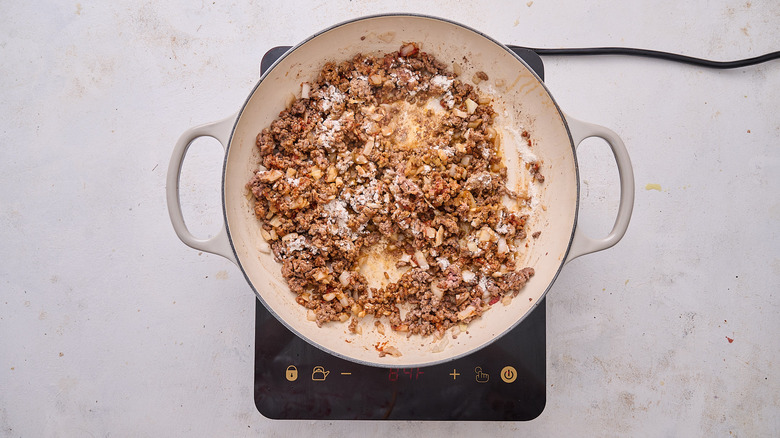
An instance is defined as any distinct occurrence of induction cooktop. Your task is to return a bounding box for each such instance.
[254,45,546,421]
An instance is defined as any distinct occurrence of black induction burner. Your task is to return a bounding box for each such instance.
[254,45,546,421]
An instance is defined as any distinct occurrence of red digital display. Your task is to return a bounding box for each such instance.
[388,368,424,381]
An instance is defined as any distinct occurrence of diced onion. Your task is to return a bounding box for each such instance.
[414,250,430,270]
[465,98,478,114]
[339,271,351,286]
[457,305,477,320]
[258,169,284,183]
[301,82,310,99]
[452,62,463,77]
[281,232,298,242]
[260,229,271,241]
[313,271,330,282]
[435,226,445,246]
[399,43,416,57]
[431,283,444,300]
[268,216,282,227]
[383,346,403,357]
[364,121,379,135]
[362,138,375,155]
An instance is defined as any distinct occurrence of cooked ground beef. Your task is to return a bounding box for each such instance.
[247,43,542,338]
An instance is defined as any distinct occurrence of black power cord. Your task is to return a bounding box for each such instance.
[513,46,780,69]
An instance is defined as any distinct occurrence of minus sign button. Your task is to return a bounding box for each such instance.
[340,372,352,375]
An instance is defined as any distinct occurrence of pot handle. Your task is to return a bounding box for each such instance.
[166,113,239,265]
[563,114,634,264]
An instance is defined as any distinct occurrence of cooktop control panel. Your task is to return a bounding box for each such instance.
[254,297,545,420]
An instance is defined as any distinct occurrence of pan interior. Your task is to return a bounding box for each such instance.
[223,15,577,367]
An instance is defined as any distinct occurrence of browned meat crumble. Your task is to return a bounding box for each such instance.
[247,43,542,339]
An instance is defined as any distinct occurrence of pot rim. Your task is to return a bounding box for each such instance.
[221,13,580,368]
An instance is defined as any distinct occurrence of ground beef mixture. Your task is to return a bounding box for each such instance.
[247,43,542,339]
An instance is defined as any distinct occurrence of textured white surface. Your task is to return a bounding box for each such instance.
[1,1,779,436]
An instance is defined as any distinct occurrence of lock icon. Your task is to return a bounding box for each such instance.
[285,365,298,382]
[311,366,330,381]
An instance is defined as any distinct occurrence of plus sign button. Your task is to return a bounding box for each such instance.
[500,366,517,383]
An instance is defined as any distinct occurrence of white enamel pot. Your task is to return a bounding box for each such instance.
[167,14,634,367]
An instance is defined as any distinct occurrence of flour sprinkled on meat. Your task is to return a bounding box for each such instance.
[247,43,543,340]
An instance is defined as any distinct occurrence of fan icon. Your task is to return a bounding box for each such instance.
[474,366,489,383]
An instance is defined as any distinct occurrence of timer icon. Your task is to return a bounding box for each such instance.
[500,366,517,383]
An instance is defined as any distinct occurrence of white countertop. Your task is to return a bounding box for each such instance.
[2,1,779,436]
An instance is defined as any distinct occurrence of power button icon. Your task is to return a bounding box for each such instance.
[500,366,517,383]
